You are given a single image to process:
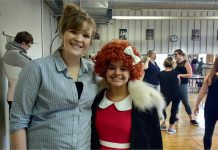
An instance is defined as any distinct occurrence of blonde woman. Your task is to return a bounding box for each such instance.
[143,50,160,89]
[10,3,98,149]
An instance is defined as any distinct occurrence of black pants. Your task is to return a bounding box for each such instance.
[204,110,218,150]
[163,98,180,125]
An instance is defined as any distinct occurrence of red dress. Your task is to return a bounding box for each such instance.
[95,93,132,150]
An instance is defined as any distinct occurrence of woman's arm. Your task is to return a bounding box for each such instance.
[177,75,181,85]
[143,57,150,70]
[193,75,209,115]
[10,61,41,149]
[11,129,27,150]
[178,61,192,78]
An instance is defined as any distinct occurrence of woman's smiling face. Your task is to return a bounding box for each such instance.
[62,21,93,57]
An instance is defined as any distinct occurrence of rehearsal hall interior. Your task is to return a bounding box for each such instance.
[0,0,218,149]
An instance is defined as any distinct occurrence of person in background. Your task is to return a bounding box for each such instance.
[174,49,198,125]
[142,50,160,89]
[194,57,218,150]
[191,55,198,74]
[3,31,33,111]
[197,57,204,75]
[91,39,164,149]
[0,99,6,149]
[10,3,98,149]
[158,57,181,134]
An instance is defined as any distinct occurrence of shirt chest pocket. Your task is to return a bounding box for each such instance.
[38,81,98,110]
[38,81,78,109]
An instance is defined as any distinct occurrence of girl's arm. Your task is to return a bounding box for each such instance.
[194,75,209,115]
[178,61,193,78]
[11,129,27,150]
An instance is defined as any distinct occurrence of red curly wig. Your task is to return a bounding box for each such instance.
[94,39,143,80]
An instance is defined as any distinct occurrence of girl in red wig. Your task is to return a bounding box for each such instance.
[91,39,165,150]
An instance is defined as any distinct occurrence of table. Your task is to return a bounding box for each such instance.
[188,75,205,93]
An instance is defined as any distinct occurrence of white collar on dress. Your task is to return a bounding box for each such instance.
[98,91,132,111]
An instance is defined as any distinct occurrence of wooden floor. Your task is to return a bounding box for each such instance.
[162,93,218,150]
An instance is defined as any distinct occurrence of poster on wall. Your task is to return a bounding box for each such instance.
[146,29,154,40]
[119,29,128,40]
[192,29,200,41]
[93,32,100,40]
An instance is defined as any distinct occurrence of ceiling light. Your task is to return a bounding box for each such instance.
[112,16,218,20]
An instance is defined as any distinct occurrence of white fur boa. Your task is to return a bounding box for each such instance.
[128,80,165,119]
[98,79,165,119]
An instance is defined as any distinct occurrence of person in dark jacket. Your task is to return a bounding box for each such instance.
[194,57,218,150]
[91,39,165,150]
[142,50,160,89]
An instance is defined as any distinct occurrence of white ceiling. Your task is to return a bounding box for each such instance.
[63,0,218,10]
[46,0,218,24]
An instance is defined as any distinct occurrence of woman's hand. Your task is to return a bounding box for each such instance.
[177,74,181,85]
[143,57,151,70]
[193,106,199,116]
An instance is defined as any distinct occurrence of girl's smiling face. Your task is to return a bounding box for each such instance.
[105,60,130,89]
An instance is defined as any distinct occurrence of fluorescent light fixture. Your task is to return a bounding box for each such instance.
[112,16,218,20]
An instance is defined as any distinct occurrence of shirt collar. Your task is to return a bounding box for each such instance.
[80,57,89,74]
[54,50,89,74]
[54,50,68,72]
[98,91,132,111]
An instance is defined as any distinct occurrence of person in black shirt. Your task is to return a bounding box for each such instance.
[174,49,198,125]
[158,57,181,134]
[194,57,218,149]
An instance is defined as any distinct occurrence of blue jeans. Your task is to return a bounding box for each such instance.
[177,84,192,115]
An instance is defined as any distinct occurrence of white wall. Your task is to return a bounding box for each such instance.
[0,0,41,58]
[42,2,60,56]
[92,9,218,55]
[0,0,55,58]
[0,0,56,148]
